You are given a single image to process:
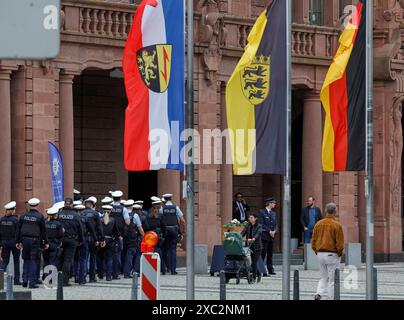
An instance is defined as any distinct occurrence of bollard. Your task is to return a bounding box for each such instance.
[6,275,14,300]
[334,268,340,300]
[140,252,160,300]
[219,270,226,301]
[56,272,63,300]
[131,272,138,300]
[293,270,299,300]
[373,267,378,300]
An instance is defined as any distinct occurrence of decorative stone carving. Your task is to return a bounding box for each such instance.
[198,0,227,84]
[40,60,53,75]
[390,95,404,215]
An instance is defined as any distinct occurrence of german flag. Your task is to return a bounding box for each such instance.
[321,0,366,172]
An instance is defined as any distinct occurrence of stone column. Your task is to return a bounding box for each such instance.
[0,69,12,207]
[158,170,181,206]
[324,0,340,27]
[301,92,323,208]
[59,72,76,199]
[293,0,309,24]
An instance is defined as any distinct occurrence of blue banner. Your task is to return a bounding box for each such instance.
[48,142,64,204]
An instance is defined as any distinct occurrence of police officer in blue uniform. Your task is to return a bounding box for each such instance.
[16,198,48,288]
[58,197,84,286]
[134,200,148,222]
[96,196,112,279]
[74,203,97,285]
[160,194,185,275]
[110,191,126,279]
[0,201,22,285]
[144,200,166,274]
[43,206,64,275]
[258,197,278,276]
[73,189,82,202]
[82,197,105,283]
[100,205,121,281]
[123,201,144,278]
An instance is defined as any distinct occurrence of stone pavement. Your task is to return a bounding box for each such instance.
[2,263,404,300]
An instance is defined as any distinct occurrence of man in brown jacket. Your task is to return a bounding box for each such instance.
[311,202,344,300]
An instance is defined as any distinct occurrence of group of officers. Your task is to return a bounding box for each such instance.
[0,190,185,288]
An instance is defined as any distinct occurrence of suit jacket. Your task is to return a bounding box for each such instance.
[300,206,322,230]
[232,200,250,222]
[258,208,277,241]
[241,222,262,251]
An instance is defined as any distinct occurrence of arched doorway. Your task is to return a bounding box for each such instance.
[73,68,159,203]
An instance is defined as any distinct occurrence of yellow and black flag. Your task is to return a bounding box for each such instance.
[321,0,366,172]
[226,0,286,175]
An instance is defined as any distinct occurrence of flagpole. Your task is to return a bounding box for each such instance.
[365,0,374,300]
[186,0,195,300]
[282,0,292,300]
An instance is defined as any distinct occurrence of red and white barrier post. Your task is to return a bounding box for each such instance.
[139,231,160,300]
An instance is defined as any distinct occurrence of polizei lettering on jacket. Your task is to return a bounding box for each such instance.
[59,214,74,220]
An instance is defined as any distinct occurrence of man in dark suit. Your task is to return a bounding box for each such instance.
[232,192,250,223]
[300,196,322,244]
[258,197,277,276]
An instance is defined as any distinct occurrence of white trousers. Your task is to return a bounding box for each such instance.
[316,252,341,300]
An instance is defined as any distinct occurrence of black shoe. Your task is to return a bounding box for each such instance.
[89,278,96,283]
[161,271,166,275]
[106,277,112,281]
[29,285,39,289]
[97,274,104,280]
[171,271,178,275]
[14,281,22,286]
[74,278,79,284]
[112,276,120,280]
[22,282,28,288]
[257,275,262,283]
[262,274,268,277]
[269,272,276,275]
[63,283,71,287]
[37,279,43,284]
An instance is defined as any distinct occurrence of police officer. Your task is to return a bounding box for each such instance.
[73,189,82,202]
[149,196,162,217]
[82,197,105,283]
[110,191,126,279]
[43,206,64,276]
[134,200,148,223]
[0,201,21,285]
[74,203,96,285]
[96,196,112,279]
[58,197,84,286]
[123,200,144,278]
[16,198,48,288]
[160,194,185,275]
[144,200,166,274]
[100,205,121,281]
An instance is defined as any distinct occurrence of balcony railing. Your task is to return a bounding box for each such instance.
[61,0,339,58]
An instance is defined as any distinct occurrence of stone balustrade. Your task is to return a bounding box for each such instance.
[61,0,339,58]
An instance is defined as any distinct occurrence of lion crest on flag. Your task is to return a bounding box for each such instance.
[136,44,172,93]
[240,54,271,105]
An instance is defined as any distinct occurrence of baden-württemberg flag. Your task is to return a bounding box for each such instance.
[321,0,366,172]
[226,0,286,175]
[123,0,184,171]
